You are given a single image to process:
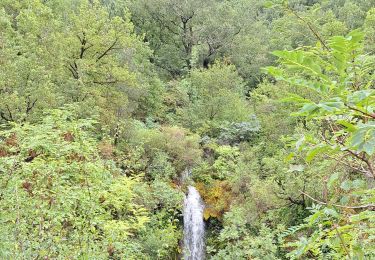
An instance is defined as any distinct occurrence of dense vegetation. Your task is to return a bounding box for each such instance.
[0,0,374,259]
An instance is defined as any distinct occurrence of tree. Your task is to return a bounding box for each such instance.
[128,0,267,81]
[0,1,59,123]
[128,0,206,76]
[0,0,163,135]
[178,62,250,132]
[364,8,375,54]
[266,30,375,258]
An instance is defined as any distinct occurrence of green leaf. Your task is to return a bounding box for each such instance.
[347,90,374,104]
[285,152,295,162]
[337,120,357,132]
[347,29,365,44]
[306,145,330,162]
[323,208,339,218]
[352,179,366,189]
[350,124,375,155]
[299,103,319,114]
[264,1,276,8]
[282,94,311,103]
[340,180,352,191]
[362,140,375,155]
[272,50,329,81]
[340,196,349,205]
[350,211,374,222]
[327,172,339,189]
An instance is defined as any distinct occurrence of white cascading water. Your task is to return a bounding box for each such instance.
[183,185,205,260]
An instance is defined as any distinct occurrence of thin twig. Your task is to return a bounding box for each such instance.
[336,139,375,178]
[334,224,351,258]
[346,104,375,119]
[285,6,329,51]
[324,153,372,178]
[299,190,375,209]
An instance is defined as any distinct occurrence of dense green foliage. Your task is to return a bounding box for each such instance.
[0,0,374,259]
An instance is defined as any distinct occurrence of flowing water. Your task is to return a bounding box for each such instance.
[183,185,205,260]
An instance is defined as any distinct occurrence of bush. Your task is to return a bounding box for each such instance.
[0,108,149,259]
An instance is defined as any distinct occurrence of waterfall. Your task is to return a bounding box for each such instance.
[183,185,205,260]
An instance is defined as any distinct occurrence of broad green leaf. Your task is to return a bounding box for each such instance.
[337,120,357,132]
[306,145,330,162]
[323,208,339,218]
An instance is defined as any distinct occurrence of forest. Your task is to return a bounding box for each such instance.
[0,0,374,259]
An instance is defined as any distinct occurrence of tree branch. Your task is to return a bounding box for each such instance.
[78,33,93,59]
[26,96,37,115]
[93,80,118,85]
[345,104,375,119]
[96,38,118,62]
[68,62,79,79]
[0,111,12,122]
[299,190,375,209]
[285,6,329,51]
